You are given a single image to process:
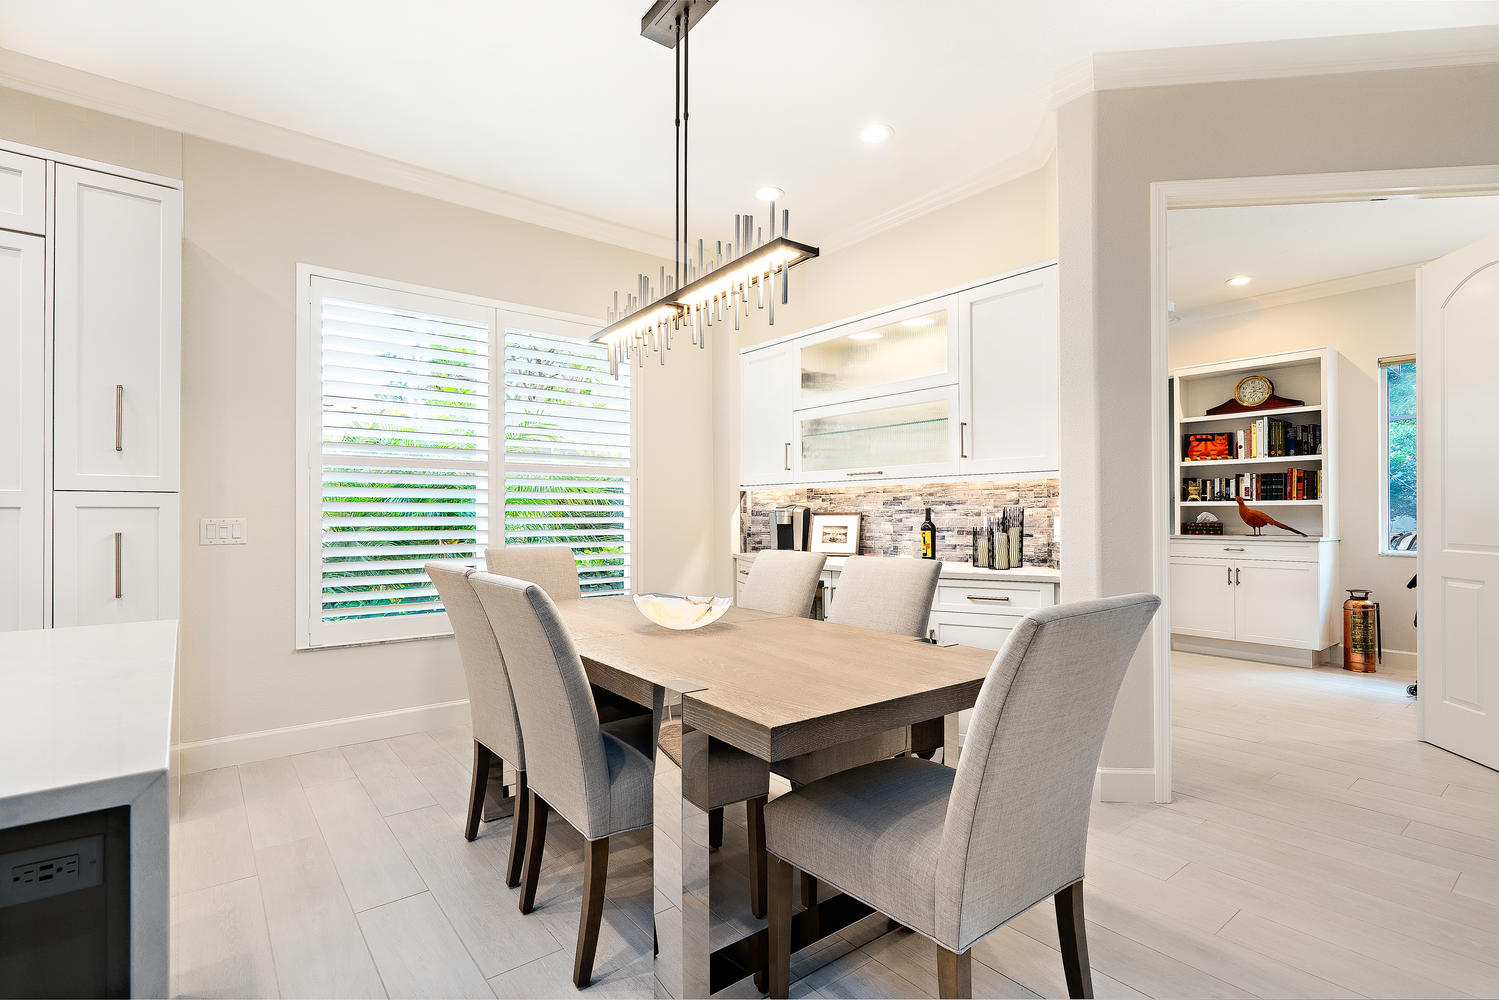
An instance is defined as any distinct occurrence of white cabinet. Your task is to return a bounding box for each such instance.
[739,345,798,486]
[0,149,45,235]
[958,266,1058,474]
[52,165,182,492]
[1169,558,1237,640]
[797,296,957,408]
[53,493,180,627]
[795,385,961,482]
[1235,560,1322,647]
[0,230,45,630]
[1169,539,1338,660]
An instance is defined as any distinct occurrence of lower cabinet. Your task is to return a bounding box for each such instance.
[1169,539,1337,656]
[53,493,179,627]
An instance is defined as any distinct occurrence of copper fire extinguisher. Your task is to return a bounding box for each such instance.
[1343,589,1382,672]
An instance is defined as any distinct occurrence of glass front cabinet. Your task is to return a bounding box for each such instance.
[795,386,961,481]
[797,296,958,408]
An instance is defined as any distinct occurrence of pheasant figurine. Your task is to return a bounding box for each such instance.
[1234,496,1308,536]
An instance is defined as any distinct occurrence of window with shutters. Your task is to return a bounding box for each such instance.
[296,268,631,648]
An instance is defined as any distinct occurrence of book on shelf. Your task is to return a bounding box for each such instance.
[1182,419,1321,462]
[1181,467,1322,502]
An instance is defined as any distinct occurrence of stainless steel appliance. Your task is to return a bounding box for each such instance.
[773,505,810,551]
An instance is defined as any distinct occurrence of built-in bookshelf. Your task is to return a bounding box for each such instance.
[1171,348,1338,538]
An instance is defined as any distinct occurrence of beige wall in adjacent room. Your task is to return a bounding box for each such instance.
[1058,61,1499,799]
[1170,281,1419,653]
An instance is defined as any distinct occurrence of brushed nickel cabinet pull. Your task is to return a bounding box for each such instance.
[960,421,968,459]
[1227,567,1232,586]
[1223,546,1245,552]
[784,442,791,471]
[845,470,884,477]
[114,531,123,599]
[966,594,1011,603]
[115,384,124,452]
[1235,567,1241,586]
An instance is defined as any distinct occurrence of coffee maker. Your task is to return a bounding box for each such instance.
[773,505,810,551]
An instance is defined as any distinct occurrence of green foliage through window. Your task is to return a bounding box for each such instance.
[1383,360,1416,552]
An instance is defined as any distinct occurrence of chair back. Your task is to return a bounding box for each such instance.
[426,562,523,767]
[469,571,610,835]
[935,593,1160,951]
[825,556,941,637]
[484,544,582,601]
[738,551,828,617]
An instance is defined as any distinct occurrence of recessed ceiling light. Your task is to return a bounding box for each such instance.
[859,122,894,144]
[848,331,884,341]
[900,316,935,327]
[755,186,783,202]
[1226,275,1252,287]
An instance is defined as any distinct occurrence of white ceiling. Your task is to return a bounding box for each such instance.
[2,1,1498,253]
[1168,196,1499,314]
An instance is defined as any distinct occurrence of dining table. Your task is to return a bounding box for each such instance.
[546,595,1000,998]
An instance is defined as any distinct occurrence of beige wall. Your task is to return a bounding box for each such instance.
[0,86,182,178]
[1059,62,1499,798]
[1170,282,1419,652]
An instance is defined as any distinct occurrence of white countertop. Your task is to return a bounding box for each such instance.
[734,551,1061,586]
[0,620,178,823]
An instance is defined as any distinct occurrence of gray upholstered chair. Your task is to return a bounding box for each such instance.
[764,593,1161,1000]
[737,550,827,617]
[485,544,582,600]
[424,562,529,887]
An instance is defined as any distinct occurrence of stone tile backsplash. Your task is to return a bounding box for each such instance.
[740,478,1060,568]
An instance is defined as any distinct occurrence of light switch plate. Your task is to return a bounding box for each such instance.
[200,517,247,545]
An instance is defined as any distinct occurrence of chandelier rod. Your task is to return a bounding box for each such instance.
[673,11,681,289]
[682,1,690,287]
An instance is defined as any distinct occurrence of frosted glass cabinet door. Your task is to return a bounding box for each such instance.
[798,296,957,406]
[53,165,182,492]
[0,230,45,631]
[53,493,180,627]
[795,385,961,482]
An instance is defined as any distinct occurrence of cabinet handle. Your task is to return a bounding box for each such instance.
[845,470,884,477]
[784,442,791,471]
[966,594,1010,603]
[1235,567,1241,586]
[960,421,968,459]
[1222,546,1245,552]
[115,384,124,452]
[1227,567,1232,586]
[114,531,123,599]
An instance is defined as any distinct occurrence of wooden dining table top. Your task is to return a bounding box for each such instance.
[550,595,998,764]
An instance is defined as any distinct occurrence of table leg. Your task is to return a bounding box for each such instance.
[654,680,714,999]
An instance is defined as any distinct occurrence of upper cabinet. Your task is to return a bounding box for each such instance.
[0,149,46,235]
[739,262,1058,485]
[52,165,182,492]
[0,230,45,631]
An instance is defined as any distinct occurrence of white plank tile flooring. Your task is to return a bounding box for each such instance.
[170,651,1499,998]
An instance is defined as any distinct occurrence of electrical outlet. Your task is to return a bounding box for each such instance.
[200,517,247,545]
[0,835,103,908]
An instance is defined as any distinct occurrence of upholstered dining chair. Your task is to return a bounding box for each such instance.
[764,593,1162,1000]
[484,544,581,600]
[424,562,528,888]
[736,550,827,617]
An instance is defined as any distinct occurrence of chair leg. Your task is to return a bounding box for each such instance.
[573,837,610,989]
[504,770,529,889]
[937,947,972,999]
[464,741,492,842]
[1055,880,1093,999]
[746,795,768,920]
[708,806,724,849]
[767,855,794,999]
[518,791,549,915]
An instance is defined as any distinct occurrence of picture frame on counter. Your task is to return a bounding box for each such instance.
[809,512,862,555]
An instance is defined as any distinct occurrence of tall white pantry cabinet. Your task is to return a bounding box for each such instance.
[0,142,181,631]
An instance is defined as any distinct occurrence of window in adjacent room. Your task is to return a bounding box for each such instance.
[1379,354,1417,555]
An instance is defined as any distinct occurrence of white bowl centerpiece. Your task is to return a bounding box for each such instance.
[633,594,732,631]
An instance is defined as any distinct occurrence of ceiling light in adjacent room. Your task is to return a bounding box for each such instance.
[859,122,894,144]
[1226,275,1252,287]
[848,331,884,341]
[900,316,935,327]
[755,186,784,202]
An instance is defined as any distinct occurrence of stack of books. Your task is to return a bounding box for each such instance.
[1182,468,1323,502]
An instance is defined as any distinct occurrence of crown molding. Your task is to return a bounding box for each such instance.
[0,47,673,257]
[1174,262,1419,326]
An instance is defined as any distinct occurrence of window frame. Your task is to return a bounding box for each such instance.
[1377,353,1417,558]
[295,264,634,650]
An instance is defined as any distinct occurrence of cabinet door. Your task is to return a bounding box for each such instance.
[959,265,1059,474]
[53,166,182,492]
[0,231,45,630]
[53,492,180,627]
[1169,557,1236,640]
[797,295,957,408]
[0,150,46,235]
[739,345,798,486]
[795,385,961,482]
[1234,559,1321,649]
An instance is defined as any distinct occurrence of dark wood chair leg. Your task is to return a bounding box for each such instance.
[504,770,528,889]
[937,947,972,999]
[517,790,549,915]
[746,795,768,920]
[708,806,724,849]
[574,837,610,989]
[464,741,492,841]
[1055,880,1093,999]
[767,855,793,999]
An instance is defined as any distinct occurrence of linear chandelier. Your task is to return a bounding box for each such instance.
[590,0,820,376]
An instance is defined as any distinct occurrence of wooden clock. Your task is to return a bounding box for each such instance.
[1204,374,1304,415]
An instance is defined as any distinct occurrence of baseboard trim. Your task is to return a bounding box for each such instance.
[1172,635,1331,668]
[176,699,471,774]
[1096,767,1158,804]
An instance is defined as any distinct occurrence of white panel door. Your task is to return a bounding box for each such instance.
[739,345,798,486]
[1169,558,1236,640]
[1234,559,1321,649]
[959,264,1059,475]
[53,165,182,492]
[0,150,45,235]
[53,492,180,626]
[1419,232,1499,770]
[0,230,45,631]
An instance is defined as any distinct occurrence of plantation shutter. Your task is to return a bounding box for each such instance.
[307,276,494,646]
[503,327,632,596]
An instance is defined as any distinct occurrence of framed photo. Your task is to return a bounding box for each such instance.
[809,512,862,556]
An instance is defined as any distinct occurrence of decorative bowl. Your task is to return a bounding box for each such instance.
[633,594,732,631]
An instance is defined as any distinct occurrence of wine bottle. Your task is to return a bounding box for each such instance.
[920,507,937,560]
